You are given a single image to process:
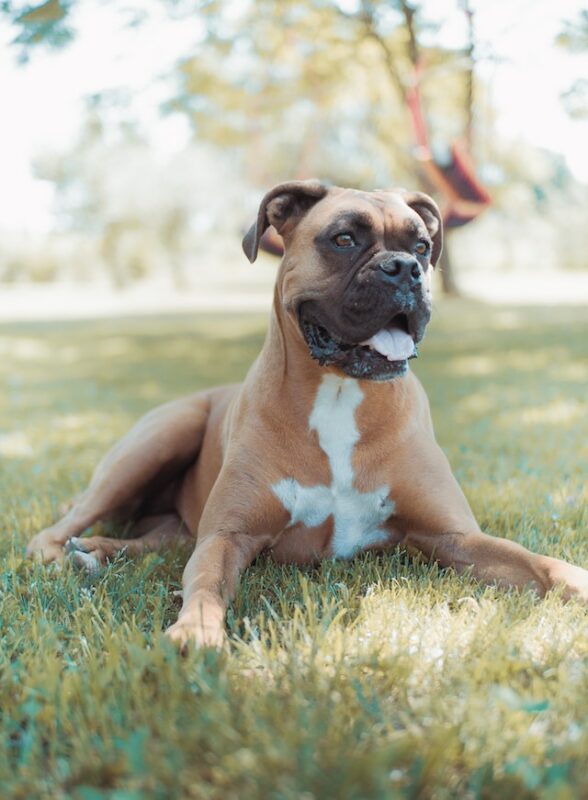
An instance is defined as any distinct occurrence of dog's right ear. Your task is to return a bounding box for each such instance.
[402,191,443,267]
[242,180,328,263]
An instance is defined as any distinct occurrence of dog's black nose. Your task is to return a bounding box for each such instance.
[378,254,421,286]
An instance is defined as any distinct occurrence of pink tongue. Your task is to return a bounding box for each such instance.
[361,325,415,361]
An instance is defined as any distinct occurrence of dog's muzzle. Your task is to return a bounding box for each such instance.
[298,257,431,381]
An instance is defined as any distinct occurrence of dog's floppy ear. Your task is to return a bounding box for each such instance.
[242,180,329,263]
[403,191,443,267]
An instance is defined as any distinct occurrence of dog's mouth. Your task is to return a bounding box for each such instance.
[299,307,419,381]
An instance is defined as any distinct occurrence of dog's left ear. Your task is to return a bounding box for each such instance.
[242,180,329,263]
[403,191,443,267]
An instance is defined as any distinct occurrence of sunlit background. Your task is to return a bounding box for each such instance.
[1,0,587,318]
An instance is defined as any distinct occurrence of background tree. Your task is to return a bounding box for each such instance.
[2,0,587,288]
[557,8,588,119]
[1,0,74,62]
[166,0,490,292]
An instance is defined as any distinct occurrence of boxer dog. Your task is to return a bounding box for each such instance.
[27,180,588,648]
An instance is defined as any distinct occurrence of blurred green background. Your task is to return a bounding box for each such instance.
[0,0,587,303]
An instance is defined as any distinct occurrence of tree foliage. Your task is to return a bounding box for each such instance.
[165,0,475,188]
[2,0,477,186]
[4,1,588,287]
[557,8,588,119]
[2,0,74,62]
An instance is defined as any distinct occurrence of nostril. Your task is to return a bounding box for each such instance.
[379,258,401,276]
[410,262,421,280]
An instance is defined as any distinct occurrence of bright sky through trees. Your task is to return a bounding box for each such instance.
[0,0,587,233]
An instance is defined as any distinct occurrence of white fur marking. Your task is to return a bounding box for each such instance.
[273,375,395,558]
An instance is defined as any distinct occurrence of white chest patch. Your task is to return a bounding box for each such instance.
[272,374,395,558]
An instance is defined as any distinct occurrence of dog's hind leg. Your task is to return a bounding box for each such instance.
[64,513,194,574]
[27,393,210,564]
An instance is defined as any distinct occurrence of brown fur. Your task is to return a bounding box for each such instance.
[27,181,588,648]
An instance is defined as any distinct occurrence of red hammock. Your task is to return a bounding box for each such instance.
[405,65,491,229]
[258,64,491,255]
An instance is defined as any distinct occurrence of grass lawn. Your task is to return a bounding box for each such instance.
[1,300,588,799]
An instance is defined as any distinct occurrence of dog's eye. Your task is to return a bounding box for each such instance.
[333,233,356,248]
[414,240,430,256]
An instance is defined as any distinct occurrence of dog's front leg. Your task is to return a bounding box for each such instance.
[404,528,588,601]
[393,439,588,602]
[165,529,271,650]
[166,468,287,650]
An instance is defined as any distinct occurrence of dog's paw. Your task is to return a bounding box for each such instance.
[165,619,227,653]
[65,536,111,575]
[26,530,66,565]
[547,558,588,603]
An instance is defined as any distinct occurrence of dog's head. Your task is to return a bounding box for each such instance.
[243,180,442,381]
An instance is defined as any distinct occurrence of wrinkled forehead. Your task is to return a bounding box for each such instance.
[305,188,425,238]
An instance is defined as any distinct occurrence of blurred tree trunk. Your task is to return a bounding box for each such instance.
[439,244,459,296]
[398,0,460,296]
[461,0,475,151]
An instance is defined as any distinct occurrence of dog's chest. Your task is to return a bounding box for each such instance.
[272,375,395,559]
